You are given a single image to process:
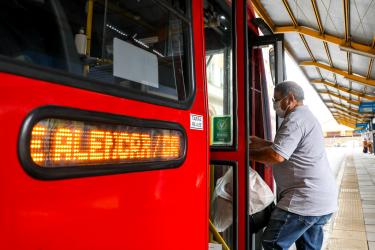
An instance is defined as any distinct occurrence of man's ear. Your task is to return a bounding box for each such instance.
[288,93,296,103]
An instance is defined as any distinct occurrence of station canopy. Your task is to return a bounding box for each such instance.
[251,0,375,128]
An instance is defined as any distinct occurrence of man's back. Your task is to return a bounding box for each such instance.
[271,105,338,216]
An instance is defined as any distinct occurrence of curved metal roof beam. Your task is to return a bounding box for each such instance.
[343,0,352,98]
[368,58,374,79]
[327,104,371,117]
[281,0,298,26]
[251,0,336,110]
[311,79,375,100]
[344,0,350,43]
[318,90,360,105]
[332,110,366,120]
[300,61,375,87]
[338,122,356,128]
[336,121,354,127]
[332,112,362,125]
[334,118,356,128]
[334,115,365,123]
[278,0,336,108]
[328,104,373,118]
[327,105,372,118]
[310,0,337,83]
[274,26,375,57]
[367,39,375,80]
[326,100,359,110]
[334,114,364,123]
[278,0,321,68]
[334,115,356,122]
[311,0,324,33]
[250,0,371,123]
[334,114,356,120]
[334,116,365,127]
[278,0,319,65]
[328,101,373,118]
[329,106,362,117]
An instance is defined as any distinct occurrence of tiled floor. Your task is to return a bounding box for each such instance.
[326,154,368,249]
[355,154,375,250]
[326,152,375,250]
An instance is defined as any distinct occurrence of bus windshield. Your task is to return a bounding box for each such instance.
[0,0,192,102]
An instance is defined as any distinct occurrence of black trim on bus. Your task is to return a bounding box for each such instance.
[232,0,239,152]
[210,160,238,250]
[243,1,250,249]
[251,18,273,36]
[251,34,284,45]
[210,0,238,152]
[185,0,196,105]
[0,0,196,111]
[18,106,187,180]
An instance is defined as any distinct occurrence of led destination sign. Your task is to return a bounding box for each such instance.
[30,119,184,168]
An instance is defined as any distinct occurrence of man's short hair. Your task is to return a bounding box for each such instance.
[274,81,304,101]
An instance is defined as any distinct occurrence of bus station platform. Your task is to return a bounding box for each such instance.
[325,151,375,250]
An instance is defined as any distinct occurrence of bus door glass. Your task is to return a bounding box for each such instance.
[204,0,237,249]
[249,30,285,179]
[250,32,285,139]
[205,1,234,148]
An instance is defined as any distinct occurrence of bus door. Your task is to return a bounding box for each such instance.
[0,1,209,249]
[248,18,285,249]
[250,22,285,129]
[249,30,285,181]
[206,0,249,249]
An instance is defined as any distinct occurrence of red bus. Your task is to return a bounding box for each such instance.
[0,0,283,249]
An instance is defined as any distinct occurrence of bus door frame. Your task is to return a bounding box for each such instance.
[251,34,285,86]
[251,32,285,130]
[247,28,285,249]
[209,0,249,249]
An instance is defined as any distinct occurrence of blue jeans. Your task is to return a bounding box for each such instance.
[261,207,332,250]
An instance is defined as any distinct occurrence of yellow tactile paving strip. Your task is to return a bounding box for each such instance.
[326,155,368,250]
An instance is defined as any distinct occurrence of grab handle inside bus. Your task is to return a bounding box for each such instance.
[209,219,231,250]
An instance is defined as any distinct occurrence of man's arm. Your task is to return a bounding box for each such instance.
[249,136,273,149]
[249,146,285,164]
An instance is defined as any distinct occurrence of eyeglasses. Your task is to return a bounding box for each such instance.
[272,96,287,103]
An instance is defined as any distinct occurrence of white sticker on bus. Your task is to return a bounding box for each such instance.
[190,114,203,130]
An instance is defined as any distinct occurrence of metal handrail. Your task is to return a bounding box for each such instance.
[209,219,231,250]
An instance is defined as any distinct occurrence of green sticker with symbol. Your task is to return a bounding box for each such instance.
[211,115,232,145]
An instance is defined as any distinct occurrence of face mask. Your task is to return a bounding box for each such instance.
[273,96,288,118]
